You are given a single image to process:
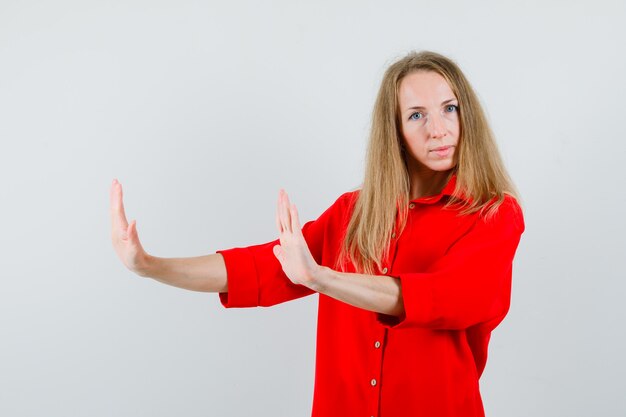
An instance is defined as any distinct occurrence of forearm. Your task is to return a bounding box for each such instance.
[138,253,228,293]
[310,266,404,317]
[272,190,404,316]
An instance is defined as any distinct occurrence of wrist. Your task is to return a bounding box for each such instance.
[308,265,333,293]
[135,253,156,277]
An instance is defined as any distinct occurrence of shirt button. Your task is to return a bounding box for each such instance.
[371,378,377,386]
[391,232,396,238]
[409,203,415,209]
[382,267,388,274]
[374,341,381,348]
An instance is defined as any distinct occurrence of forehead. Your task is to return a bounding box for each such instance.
[398,71,456,107]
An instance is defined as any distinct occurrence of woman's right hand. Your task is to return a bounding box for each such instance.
[110,179,150,275]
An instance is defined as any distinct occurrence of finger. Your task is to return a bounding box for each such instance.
[110,179,129,231]
[280,189,292,233]
[290,203,302,234]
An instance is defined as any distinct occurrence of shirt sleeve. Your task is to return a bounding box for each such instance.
[217,192,352,308]
[379,197,525,330]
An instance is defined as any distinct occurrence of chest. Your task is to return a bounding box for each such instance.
[391,204,476,272]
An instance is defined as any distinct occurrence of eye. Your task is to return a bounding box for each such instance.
[409,112,423,121]
[444,104,458,113]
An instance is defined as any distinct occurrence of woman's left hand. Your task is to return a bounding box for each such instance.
[272,189,321,288]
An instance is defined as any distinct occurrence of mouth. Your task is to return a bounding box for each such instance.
[429,145,455,157]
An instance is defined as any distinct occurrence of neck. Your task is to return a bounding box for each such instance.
[407,167,452,200]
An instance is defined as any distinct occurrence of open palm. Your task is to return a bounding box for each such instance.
[109,179,148,274]
[272,189,320,287]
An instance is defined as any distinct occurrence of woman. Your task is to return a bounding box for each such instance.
[111,50,524,417]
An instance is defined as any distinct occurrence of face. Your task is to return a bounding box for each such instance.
[397,71,460,176]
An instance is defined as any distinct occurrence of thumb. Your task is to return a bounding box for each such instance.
[124,220,137,242]
[273,244,283,262]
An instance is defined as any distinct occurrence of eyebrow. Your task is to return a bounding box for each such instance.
[405,98,458,112]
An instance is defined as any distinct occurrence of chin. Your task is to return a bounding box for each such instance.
[428,161,456,172]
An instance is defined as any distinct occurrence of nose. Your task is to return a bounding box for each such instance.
[426,113,446,139]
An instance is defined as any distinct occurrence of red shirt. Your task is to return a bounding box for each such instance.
[217,176,525,417]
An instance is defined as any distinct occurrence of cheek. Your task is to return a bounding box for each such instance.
[402,123,425,144]
[447,117,461,139]
[400,122,411,141]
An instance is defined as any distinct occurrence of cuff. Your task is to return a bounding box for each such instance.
[216,247,261,308]
[377,273,434,329]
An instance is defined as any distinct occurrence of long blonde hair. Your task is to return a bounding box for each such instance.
[339,51,519,274]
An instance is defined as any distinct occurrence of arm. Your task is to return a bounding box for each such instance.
[139,254,227,293]
[310,267,404,317]
[110,179,227,292]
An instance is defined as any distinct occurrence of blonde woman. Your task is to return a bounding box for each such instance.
[111,51,524,417]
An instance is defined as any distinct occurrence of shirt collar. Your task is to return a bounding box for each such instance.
[411,174,463,205]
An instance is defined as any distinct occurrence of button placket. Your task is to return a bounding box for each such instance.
[368,328,385,417]
[368,219,398,415]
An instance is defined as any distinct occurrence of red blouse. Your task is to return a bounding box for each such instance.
[217,176,525,417]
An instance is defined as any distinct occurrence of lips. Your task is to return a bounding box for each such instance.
[430,145,454,157]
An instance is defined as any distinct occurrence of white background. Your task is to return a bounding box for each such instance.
[1,0,625,416]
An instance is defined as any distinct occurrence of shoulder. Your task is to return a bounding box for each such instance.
[320,190,361,228]
[327,189,360,213]
[481,194,525,234]
[338,189,360,205]
[310,189,359,226]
